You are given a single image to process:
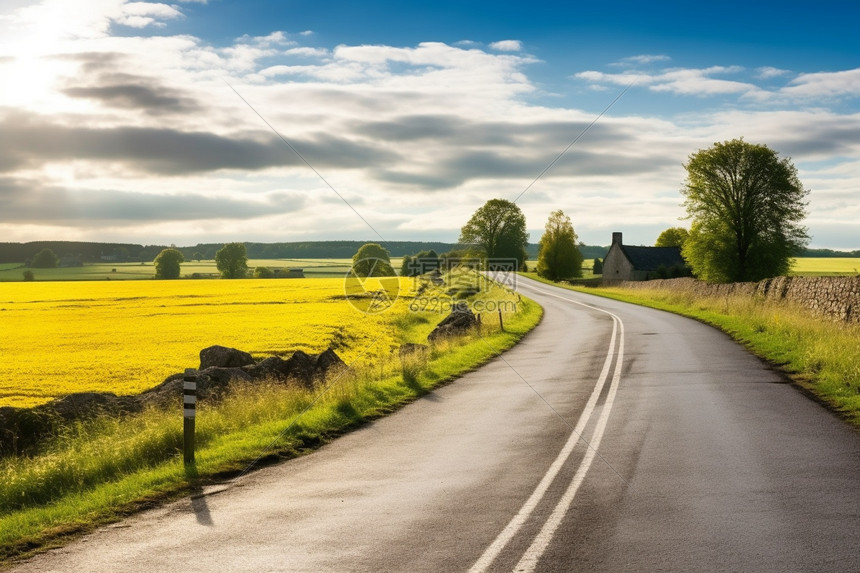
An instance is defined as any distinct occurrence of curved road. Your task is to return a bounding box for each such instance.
[12,276,860,572]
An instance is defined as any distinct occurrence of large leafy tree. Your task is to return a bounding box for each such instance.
[215,242,249,279]
[31,248,58,268]
[655,227,689,248]
[153,248,184,279]
[681,139,809,283]
[459,198,528,270]
[536,210,583,281]
[351,243,396,277]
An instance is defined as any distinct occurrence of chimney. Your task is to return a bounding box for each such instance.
[612,232,622,246]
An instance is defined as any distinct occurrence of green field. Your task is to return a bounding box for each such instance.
[2,256,855,282]
[0,258,406,282]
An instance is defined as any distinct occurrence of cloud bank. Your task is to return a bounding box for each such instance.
[0,1,857,248]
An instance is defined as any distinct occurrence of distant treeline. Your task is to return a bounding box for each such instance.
[4,241,850,266]
[801,248,860,258]
[0,240,613,264]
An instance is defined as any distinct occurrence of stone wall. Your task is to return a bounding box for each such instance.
[607,276,860,323]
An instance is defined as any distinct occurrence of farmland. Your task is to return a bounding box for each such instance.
[789,257,860,276]
[0,258,405,282]
[0,278,412,408]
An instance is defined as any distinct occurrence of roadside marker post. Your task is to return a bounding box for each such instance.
[183,368,197,465]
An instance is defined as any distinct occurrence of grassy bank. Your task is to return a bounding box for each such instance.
[0,273,541,565]
[522,273,859,429]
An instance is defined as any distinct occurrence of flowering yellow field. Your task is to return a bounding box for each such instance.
[0,278,413,408]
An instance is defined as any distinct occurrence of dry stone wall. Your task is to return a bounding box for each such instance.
[609,276,860,323]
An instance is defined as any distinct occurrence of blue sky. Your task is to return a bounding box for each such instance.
[1,0,858,248]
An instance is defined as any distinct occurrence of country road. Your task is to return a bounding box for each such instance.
[11,276,860,572]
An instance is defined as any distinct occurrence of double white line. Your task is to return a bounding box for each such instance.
[469,284,626,573]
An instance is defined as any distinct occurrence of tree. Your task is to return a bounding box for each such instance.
[193,251,203,262]
[459,198,528,270]
[351,243,396,277]
[254,266,275,278]
[31,248,58,268]
[592,257,603,275]
[215,243,249,279]
[655,227,690,248]
[536,210,583,281]
[401,249,441,277]
[23,270,35,281]
[681,139,809,283]
[153,248,184,279]
[400,255,413,277]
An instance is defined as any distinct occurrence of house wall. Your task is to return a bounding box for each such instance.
[603,244,635,281]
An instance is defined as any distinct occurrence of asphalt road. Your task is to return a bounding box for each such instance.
[11,276,860,572]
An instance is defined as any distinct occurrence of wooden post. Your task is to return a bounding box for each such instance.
[477,313,482,333]
[498,308,504,332]
[183,368,197,465]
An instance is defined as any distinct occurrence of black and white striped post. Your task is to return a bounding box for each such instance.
[183,368,197,465]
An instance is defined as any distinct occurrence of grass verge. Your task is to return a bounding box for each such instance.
[522,272,860,430]
[0,273,542,566]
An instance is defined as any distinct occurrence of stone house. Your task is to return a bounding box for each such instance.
[602,232,686,281]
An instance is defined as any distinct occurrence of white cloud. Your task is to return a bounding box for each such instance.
[577,65,761,97]
[114,2,183,28]
[757,66,790,79]
[0,2,857,248]
[621,54,671,65]
[781,68,860,99]
[489,40,522,52]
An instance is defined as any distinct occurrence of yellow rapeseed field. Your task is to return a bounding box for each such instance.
[0,278,413,408]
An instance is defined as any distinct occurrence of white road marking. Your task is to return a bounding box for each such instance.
[515,301,625,572]
[469,281,626,573]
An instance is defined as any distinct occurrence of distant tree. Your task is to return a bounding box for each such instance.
[351,243,396,277]
[682,139,809,282]
[254,266,275,278]
[193,251,203,262]
[459,198,528,270]
[438,249,471,269]
[400,255,413,277]
[592,257,603,275]
[655,227,690,248]
[153,248,184,279]
[31,248,58,268]
[536,210,583,281]
[23,270,35,281]
[215,243,249,279]
[401,249,441,277]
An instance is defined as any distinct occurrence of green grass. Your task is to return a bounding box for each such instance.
[0,258,406,282]
[0,271,541,565]
[789,257,860,276]
[524,275,860,429]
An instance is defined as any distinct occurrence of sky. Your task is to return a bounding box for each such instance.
[0,0,858,249]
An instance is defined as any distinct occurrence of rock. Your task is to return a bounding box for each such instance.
[243,356,290,380]
[314,348,347,380]
[199,345,255,370]
[427,303,477,342]
[282,350,317,389]
[199,366,253,387]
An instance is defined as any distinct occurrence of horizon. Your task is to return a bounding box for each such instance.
[1,1,858,249]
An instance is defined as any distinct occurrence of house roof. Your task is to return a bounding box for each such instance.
[620,245,685,271]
